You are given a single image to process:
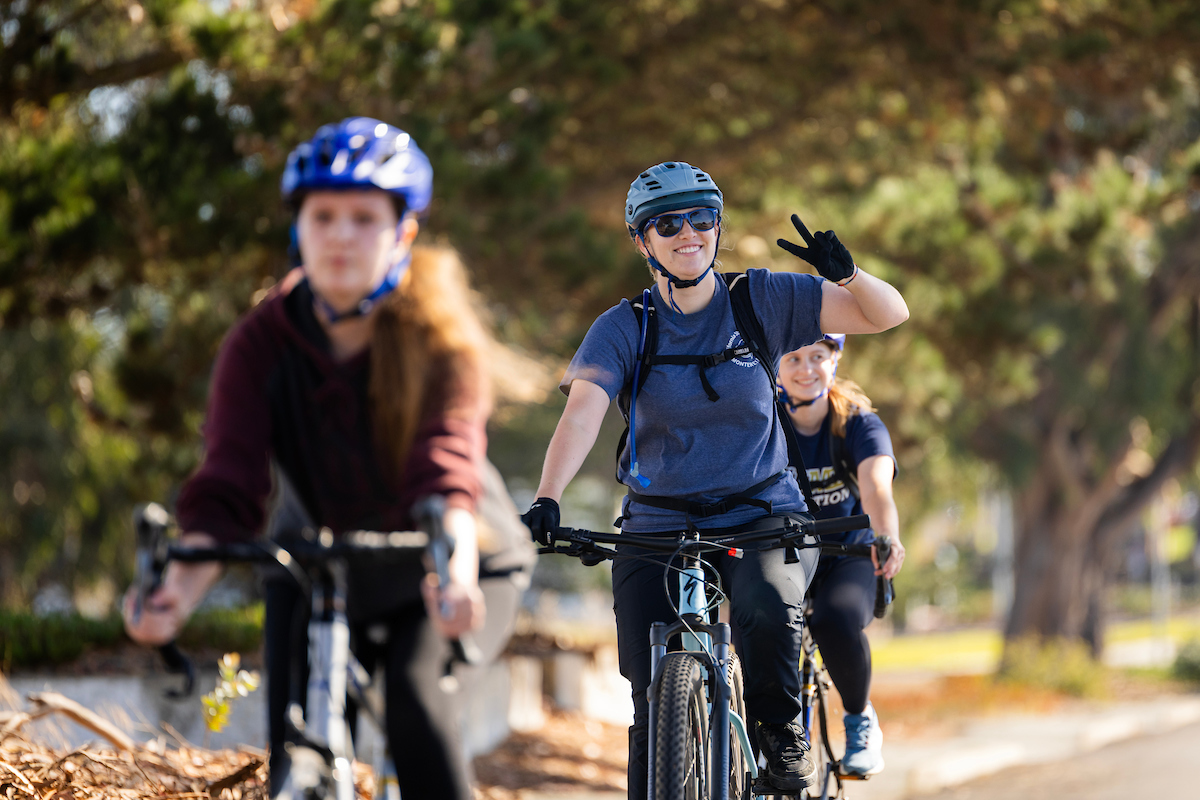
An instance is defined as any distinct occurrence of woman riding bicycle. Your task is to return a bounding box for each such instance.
[521,161,908,798]
[778,334,905,778]
[123,117,525,800]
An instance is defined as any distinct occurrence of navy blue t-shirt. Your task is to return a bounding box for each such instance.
[791,409,896,544]
[562,269,825,533]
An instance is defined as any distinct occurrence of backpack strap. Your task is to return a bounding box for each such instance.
[615,290,658,487]
[627,470,786,518]
[828,423,861,501]
[723,272,820,511]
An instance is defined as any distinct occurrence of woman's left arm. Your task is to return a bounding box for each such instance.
[774,214,907,335]
[421,505,485,638]
[856,454,905,579]
[819,271,909,335]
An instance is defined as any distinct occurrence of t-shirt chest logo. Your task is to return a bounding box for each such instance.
[727,332,760,368]
[805,466,852,507]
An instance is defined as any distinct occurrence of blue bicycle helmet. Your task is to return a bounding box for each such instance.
[625,162,725,306]
[281,117,433,215]
[282,118,433,323]
[625,161,723,235]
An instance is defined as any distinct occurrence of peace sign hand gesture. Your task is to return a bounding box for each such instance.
[776,214,858,285]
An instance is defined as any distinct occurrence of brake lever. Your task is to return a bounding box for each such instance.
[131,504,199,697]
[131,503,171,625]
[873,536,895,619]
[412,495,482,682]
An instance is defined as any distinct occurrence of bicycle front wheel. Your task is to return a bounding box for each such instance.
[653,653,710,800]
[805,670,841,800]
[726,654,750,800]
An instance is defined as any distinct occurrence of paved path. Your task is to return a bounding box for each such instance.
[913,720,1200,799]
[519,695,1200,800]
[848,695,1200,800]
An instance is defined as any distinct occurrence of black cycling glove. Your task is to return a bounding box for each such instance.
[776,214,858,285]
[521,497,560,546]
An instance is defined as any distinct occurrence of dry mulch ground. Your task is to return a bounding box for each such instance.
[3,670,1191,799]
[472,707,628,799]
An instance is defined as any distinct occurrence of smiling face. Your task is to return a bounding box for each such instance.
[635,205,720,283]
[295,189,409,314]
[779,341,839,403]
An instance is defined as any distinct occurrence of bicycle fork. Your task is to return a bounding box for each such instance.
[646,547,755,799]
[283,561,357,800]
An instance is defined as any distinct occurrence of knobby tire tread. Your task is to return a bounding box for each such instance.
[727,654,749,800]
[654,654,710,800]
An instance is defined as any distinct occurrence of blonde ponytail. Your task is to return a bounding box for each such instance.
[827,377,875,438]
[369,245,491,476]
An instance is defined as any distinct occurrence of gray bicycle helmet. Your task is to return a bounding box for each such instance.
[625,161,723,236]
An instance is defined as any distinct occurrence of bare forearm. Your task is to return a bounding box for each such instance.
[844,270,909,331]
[821,271,909,334]
[535,381,609,500]
[444,506,480,588]
[164,532,225,612]
[860,492,899,544]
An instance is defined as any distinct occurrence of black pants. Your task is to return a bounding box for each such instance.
[806,554,877,715]
[263,573,522,800]
[612,515,817,800]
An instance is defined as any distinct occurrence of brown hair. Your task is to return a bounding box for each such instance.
[368,244,491,475]
[822,343,875,438]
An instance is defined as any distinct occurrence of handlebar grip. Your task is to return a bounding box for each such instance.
[873,536,895,619]
[807,514,871,537]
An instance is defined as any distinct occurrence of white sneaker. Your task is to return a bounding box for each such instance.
[840,702,884,777]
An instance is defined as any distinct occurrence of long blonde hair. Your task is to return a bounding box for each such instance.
[825,343,875,438]
[369,245,491,476]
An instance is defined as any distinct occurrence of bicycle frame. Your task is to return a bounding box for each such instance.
[130,502,468,800]
[798,611,838,800]
[644,531,757,800]
[279,559,356,800]
[541,514,879,800]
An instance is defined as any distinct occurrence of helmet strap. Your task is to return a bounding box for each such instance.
[639,225,721,314]
[309,222,412,324]
[785,388,827,411]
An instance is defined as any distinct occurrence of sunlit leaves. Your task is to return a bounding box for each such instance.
[202,652,261,735]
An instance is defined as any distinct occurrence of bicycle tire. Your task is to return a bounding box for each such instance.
[805,671,841,800]
[653,653,710,800]
[727,653,750,800]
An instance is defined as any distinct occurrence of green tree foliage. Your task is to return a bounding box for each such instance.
[1,0,1199,664]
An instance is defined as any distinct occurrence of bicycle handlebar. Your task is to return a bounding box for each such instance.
[538,512,895,616]
[540,513,871,558]
[131,501,481,697]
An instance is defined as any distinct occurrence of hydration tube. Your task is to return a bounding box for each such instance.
[628,288,652,488]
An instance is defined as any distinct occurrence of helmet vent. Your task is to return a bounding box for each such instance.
[640,172,651,179]
[664,162,677,168]
[645,180,661,190]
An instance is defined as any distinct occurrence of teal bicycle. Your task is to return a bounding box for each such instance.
[540,514,888,800]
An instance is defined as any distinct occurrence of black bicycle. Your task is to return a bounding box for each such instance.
[131,496,479,800]
[784,536,893,800]
[539,514,891,800]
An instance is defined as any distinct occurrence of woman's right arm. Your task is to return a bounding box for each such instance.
[123,532,223,645]
[534,379,611,501]
[124,319,273,644]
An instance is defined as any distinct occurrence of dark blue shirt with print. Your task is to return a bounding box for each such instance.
[562,269,825,533]
[791,409,895,544]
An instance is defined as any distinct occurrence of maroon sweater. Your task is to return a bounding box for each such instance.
[176,278,486,544]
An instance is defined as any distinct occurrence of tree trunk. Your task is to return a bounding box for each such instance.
[1003,416,1200,661]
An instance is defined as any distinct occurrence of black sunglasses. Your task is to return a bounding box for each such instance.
[643,208,720,238]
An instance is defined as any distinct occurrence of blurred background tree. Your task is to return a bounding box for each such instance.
[1,0,1198,660]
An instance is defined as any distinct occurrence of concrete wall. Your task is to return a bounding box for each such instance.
[2,654,547,761]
